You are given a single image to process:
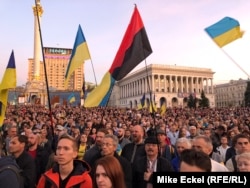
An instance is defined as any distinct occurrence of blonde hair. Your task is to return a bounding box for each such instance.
[236,152,250,162]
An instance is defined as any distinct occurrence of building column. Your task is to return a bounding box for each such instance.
[170,75,172,93]
[191,77,194,93]
[180,76,183,93]
[206,78,209,94]
[211,78,214,94]
[32,1,43,81]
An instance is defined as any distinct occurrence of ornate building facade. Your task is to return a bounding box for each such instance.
[27,47,83,91]
[109,64,215,108]
[215,79,248,107]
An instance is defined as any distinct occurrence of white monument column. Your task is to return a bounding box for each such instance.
[32,0,43,81]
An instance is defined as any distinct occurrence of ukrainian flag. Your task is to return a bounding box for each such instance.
[65,25,91,87]
[68,93,76,103]
[204,17,244,47]
[0,50,16,126]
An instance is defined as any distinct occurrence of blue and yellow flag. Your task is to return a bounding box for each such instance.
[0,50,17,126]
[137,93,146,110]
[84,6,152,107]
[65,25,91,86]
[67,93,76,103]
[149,94,157,113]
[0,50,16,90]
[204,17,244,47]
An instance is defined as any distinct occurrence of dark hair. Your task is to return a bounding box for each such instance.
[97,128,109,135]
[13,135,28,147]
[180,149,212,172]
[93,155,126,188]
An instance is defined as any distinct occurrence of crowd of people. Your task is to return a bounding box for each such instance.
[0,104,250,188]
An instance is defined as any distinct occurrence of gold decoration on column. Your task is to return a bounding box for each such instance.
[32,1,43,17]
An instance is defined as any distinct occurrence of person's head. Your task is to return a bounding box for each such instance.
[144,137,159,159]
[234,134,250,154]
[192,135,213,155]
[189,125,197,136]
[203,128,212,138]
[124,129,131,138]
[27,132,39,148]
[95,128,108,147]
[178,126,188,138]
[236,152,250,172]
[40,127,48,138]
[101,134,118,156]
[80,133,88,144]
[175,137,192,156]
[84,127,91,136]
[117,128,125,139]
[9,135,28,158]
[7,125,18,138]
[132,125,144,144]
[91,127,97,134]
[220,134,228,145]
[56,133,78,165]
[55,125,67,136]
[94,155,126,188]
[179,148,212,172]
[156,129,166,144]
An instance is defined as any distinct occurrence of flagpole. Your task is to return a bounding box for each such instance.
[35,0,54,135]
[220,48,250,79]
[90,59,98,87]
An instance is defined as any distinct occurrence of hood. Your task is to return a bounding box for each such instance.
[52,159,91,175]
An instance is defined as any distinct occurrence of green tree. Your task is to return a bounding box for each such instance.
[199,90,210,108]
[244,80,250,107]
[187,93,197,108]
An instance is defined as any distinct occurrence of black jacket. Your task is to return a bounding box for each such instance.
[16,151,36,188]
[114,152,133,188]
[27,145,51,184]
[132,156,174,188]
[121,142,146,164]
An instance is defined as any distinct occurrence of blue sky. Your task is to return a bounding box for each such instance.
[1,0,250,86]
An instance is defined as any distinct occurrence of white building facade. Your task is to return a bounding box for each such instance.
[109,64,215,108]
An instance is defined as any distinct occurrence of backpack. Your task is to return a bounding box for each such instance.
[0,157,24,188]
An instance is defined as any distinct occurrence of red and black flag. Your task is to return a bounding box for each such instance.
[85,5,152,107]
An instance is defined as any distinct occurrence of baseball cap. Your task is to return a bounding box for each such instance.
[156,129,166,135]
[56,125,64,131]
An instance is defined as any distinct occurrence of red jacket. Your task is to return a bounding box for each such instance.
[37,159,92,188]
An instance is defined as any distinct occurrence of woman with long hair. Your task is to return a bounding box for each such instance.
[93,155,126,188]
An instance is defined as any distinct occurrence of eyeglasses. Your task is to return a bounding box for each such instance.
[33,131,41,135]
[101,143,114,147]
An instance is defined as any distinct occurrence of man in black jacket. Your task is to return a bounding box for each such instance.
[9,135,36,188]
[27,132,50,184]
[121,125,146,164]
[132,136,174,188]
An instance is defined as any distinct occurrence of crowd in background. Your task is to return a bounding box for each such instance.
[0,104,250,188]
